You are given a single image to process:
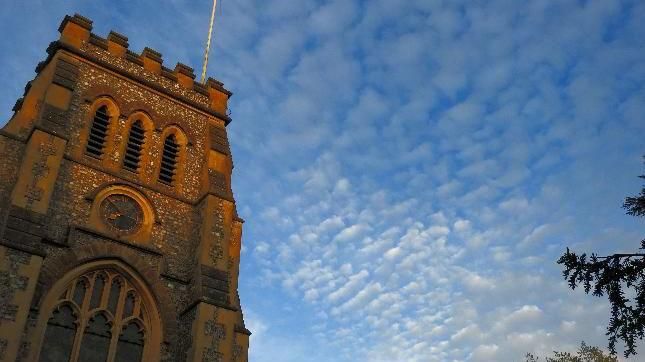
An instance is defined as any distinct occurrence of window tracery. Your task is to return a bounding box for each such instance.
[38,269,149,362]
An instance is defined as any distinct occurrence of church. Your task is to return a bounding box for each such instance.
[0,14,249,362]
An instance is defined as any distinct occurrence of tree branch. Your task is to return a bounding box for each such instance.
[597,253,645,259]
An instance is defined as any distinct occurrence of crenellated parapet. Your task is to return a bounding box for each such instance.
[0,14,249,361]
[50,13,232,125]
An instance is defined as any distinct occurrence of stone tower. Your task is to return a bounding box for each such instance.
[0,14,249,362]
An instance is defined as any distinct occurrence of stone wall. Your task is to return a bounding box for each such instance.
[0,13,249,362]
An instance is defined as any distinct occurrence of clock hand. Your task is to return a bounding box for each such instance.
[123,203,134,215]
[123,214,140,224]
[107,198,123,214]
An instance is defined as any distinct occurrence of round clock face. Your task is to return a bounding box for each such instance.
[99,194,144,234]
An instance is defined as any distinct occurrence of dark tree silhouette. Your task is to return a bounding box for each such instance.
[524,341,617,362]
[558,158,645,357]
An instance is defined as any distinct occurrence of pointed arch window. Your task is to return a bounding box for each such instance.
[86,105,111,158]
[39,305,77,362]
[158,134,179,185]
[37,269,151,362]
[115,321,145,361]
[123,120,145,173]
[78,313,111,362]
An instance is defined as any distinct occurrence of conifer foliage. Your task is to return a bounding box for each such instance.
[558,158,645,357]
[524,341,617,362]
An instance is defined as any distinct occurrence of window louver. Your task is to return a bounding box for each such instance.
[86,105,110,158]
[123,120,145,172]
[159,135,179,185]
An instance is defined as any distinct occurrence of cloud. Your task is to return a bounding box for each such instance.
[331,282,384,317]
[333,224,369,243]
[4,0,645,361]
[309,0,358,36]
[470,344,500,361]
[327,269,369,304]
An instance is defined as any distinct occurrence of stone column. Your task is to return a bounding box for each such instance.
[0,247,43,362]
[0,34,79,358]
[181,123,248,361]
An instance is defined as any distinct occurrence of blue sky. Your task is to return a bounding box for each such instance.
[2,1,644,361]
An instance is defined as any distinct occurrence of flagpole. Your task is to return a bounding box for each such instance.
[201,0,218,84]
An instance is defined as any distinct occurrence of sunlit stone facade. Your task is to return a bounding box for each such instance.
[0,14,249,362]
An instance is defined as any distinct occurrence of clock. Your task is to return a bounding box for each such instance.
[99,194,144,234]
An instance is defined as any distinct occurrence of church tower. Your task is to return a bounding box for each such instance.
[0,14,249,361]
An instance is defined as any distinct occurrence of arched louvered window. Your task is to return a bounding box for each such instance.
[123,120,145,173]
[38,269,150,362]
[159,134,179,185]
[86,105,111,158]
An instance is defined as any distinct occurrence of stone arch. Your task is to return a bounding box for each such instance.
[31,258,165,361]
[160,124,189,143]
[34,243,177,346]
[125,110,155,129]
[82,95,120,160]
[120,110,155,175]
[156,125,188,188]
[88,95,120,119]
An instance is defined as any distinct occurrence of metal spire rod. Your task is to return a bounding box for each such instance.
[201,0,218,84]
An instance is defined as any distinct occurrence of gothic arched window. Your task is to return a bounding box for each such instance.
[123,120,146,173]
[86,105,111,158]
[37,268,152,362]
[158,134,179,185]
[39,304,77,362]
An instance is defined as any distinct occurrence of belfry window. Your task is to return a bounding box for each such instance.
[86,105,111,158]
[158,134,179,185]
[123,120,145,173]
[38,269,148,362]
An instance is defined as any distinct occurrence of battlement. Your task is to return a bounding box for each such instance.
[49,14,232,124]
